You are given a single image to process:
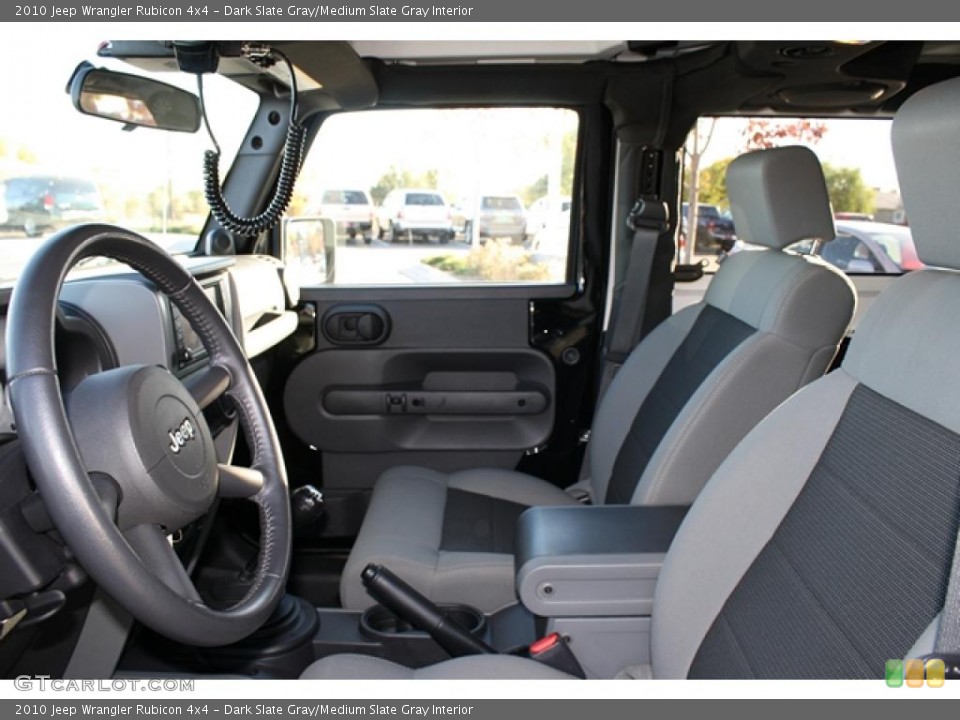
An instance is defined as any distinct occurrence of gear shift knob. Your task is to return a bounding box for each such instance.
[290,484,325,530]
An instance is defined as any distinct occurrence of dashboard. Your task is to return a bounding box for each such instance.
[170,281,226,372]
[61,254,297,378]
[0,252,300,440]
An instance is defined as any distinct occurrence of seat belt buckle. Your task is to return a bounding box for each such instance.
[528,632,586,678]
[627,198,669,233]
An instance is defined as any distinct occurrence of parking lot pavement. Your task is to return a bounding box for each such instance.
[333,237,472,285]
[0,234,46,284]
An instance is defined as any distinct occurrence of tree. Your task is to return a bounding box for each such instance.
[741,118,829,151]
[519,176,548,208]
[559,130,576,195]
[123,195,144,221]
[287,188,310,218]
[822,163,875,215]
[696,157,734,209]
[370,166,440,205]
[519,128,577,207]
[15,144,38,165]
[147,186,170,231]
[680,117,718,263]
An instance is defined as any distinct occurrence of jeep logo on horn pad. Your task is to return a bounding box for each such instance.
[168,418,197,455]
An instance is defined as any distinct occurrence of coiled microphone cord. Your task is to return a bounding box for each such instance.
[198,47,305,236]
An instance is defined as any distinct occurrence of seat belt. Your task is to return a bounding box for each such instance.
[570,148,670,496]
[568,194,669,498]
[595,196,669,402]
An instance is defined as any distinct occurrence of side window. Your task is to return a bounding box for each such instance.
[679,117,918,283]
[285,107,578,287]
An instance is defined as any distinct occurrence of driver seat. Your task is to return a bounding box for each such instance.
[303,76,960,679]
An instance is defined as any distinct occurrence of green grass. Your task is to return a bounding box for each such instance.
[423,240,551,283]
[422,255,471,274]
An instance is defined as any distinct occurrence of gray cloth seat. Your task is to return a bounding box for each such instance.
[340,145,857,613]
[305,76,960,679]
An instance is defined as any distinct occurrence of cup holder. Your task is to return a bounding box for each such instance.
[360,603,486,641]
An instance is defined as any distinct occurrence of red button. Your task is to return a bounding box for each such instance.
[529,632,561,655]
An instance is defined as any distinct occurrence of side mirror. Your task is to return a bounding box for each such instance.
[68,62,201,133]
[283,217,337,286]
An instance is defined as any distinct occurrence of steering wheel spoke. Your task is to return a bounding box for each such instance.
[184,364,231,410]
[123,524,201,603]
[217,463,264,498]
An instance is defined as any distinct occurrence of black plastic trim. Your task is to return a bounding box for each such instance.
[515,505,689,565]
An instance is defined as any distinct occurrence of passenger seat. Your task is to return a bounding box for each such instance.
[340,145,857,613]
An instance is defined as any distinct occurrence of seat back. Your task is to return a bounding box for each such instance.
[651,78,960,679]
[588,146,856,506]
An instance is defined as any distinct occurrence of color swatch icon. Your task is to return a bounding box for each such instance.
[885,659,903,688]
[905,659,925,687]
[926,659,946,688]
[886,658,947,687]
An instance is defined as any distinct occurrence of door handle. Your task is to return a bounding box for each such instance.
[324,389,549,416]
[321,304,391,345]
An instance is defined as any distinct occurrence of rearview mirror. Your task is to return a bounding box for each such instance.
[68,62,201,133]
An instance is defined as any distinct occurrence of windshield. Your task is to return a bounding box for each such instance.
[0,39,257,287]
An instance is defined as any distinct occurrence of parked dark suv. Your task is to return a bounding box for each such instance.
[680,202,737,254]
[2,176,105,237]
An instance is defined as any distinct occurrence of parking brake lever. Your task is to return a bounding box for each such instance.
[361,563,495,657]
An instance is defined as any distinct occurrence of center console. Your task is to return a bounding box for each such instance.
[309,563,537,670]
[309,505,687,678]
[514,504,687,677]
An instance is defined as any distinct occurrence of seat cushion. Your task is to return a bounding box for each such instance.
[301,653,575,680]
[340,466,577,612]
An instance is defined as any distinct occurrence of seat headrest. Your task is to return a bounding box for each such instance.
[892,77,960,271]
[725,146,835,251]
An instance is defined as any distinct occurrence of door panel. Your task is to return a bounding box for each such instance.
[282,293,560,499]
[285,346,555,453]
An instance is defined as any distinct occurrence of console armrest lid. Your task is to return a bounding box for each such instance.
[514,505,687,618]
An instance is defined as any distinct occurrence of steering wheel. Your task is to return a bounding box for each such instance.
[5,224,292,647]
